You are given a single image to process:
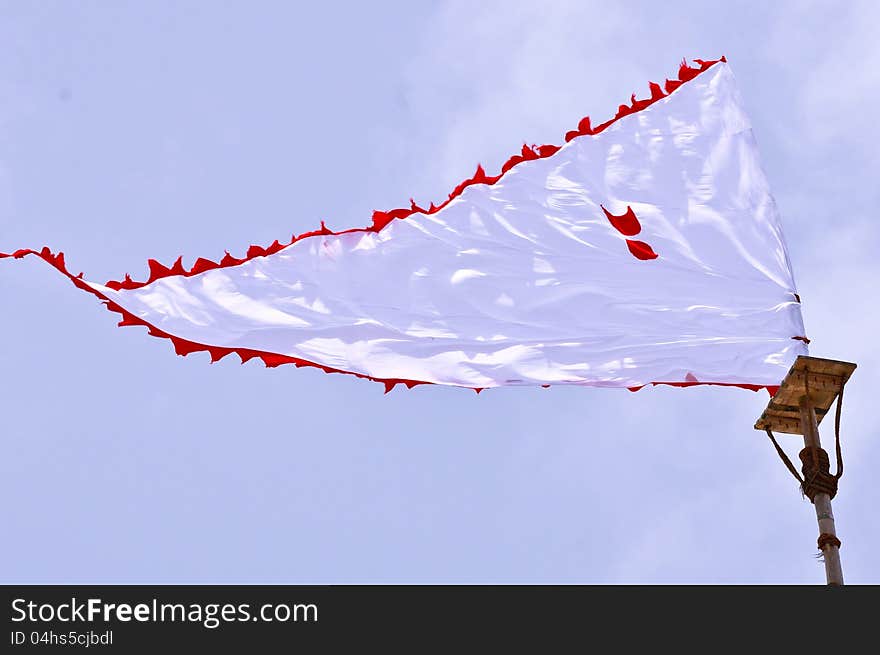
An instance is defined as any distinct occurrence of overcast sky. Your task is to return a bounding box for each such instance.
[2,0,877,583]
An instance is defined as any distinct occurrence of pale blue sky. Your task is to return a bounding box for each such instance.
[1,0,877,583]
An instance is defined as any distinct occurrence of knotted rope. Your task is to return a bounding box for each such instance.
[764,377,845,501]
[764,379,846,552]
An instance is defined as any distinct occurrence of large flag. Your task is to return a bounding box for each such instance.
[2,58,806,393]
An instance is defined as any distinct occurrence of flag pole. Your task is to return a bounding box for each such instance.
[798,395,844,585]
[755,356,855,586]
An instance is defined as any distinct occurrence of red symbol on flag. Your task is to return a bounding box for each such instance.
[601,205,658,260]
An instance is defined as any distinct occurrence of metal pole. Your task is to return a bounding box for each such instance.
[799,396,844,585]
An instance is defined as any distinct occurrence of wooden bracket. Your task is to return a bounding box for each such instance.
[754,356,856,435]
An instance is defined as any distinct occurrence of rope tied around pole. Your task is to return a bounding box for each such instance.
[817,533,842,551]
[763,378,846,503]
[798,447,838,501]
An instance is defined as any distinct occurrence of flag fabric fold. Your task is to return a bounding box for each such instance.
[1,58,807,392]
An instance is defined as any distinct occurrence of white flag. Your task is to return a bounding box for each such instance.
[2,58,806,392]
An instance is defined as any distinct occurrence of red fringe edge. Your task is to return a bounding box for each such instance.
[98,57,726,291]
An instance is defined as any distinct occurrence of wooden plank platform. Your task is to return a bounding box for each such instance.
[754,356,857,435]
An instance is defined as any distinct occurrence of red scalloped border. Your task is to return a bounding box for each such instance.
[0,57,781,395]
[0,245,778,395]
[99,57,726,291]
